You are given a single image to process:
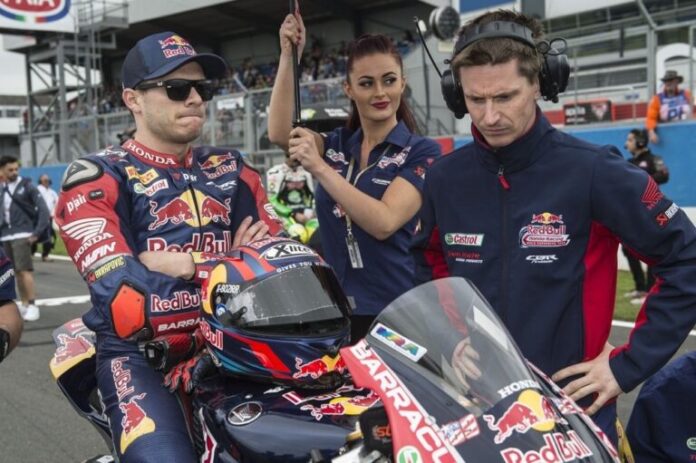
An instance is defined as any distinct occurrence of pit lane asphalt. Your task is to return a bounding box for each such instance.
[0,258,693,462]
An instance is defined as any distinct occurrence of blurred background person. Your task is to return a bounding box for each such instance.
[33,174,58,262]
[646,70,693,144]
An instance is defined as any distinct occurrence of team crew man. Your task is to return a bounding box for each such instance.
[268,12,441,339]
[55,32,280,463]
[412,9,696,442]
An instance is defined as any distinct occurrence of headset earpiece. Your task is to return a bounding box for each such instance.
[539,47,569,103]
[636,129,648,148]
[441,68,467,119]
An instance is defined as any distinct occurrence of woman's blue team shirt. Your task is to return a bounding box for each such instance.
[316,120,441,315]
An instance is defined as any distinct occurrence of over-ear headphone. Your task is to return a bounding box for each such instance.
[633,129,649,149]
[441,21,570,119]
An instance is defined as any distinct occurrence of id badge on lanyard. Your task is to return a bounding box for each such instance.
[342,145,390,269]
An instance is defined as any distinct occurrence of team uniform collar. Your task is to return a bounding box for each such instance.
[473,106,553,175]
[346,120,412,159]
[121,139,193,168]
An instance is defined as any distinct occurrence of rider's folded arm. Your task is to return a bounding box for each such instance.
[55,162,200,341]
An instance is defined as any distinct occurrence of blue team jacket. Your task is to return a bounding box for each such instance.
[413,110,696,394]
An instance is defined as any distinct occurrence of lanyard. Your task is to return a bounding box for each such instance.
[341,144,391,269]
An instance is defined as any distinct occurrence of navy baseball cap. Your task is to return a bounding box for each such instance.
[122,31,227,89]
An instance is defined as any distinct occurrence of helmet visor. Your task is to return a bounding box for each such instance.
[216,265,351,334]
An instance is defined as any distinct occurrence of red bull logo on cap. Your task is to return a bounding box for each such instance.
[483,389,567,445]
[158,34,196,59]
[119,392,156,453]
[148,190,230,231]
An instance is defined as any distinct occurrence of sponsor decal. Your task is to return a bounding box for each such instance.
[148,190,230,230]
[686,437,696,451]
[119,392,156,453]
[123,140,178,166]
[348,340,461,462]
[111,356,134,401]
[397,447,422,463]
[133,179,168,196]
[447,250,483,264]
[260,242,315,260]
[526,255,558,264]
[53,333,92,365]
[199,153,235,170]
[445,233,484,247]
[378,146,411,169]
[293,355,346,380]
[371,323,427,361]
[65,194,87,214]
[216,284,240,294]
[437,414,482,447]
[158,34,196,59]
[146,231,232,253]
[150,290,201,313]
[483,389,566,444]
[88,189,104,200]
[0,268,14,286]
[200,319,223,350]
[497,380,542,399]
[372,177,392,186]
[641,176,664,210]
[62,217,106,241]
[182,173,197,182]
[81,242,116,272]
[125,166,159,185]
[246,236,284,250]
[655,202,679,227]
[208,180,237,191]
[87,256,125,282]
[156,317,199,333]
[0,0,71,24]
[200,410,217,463]
[283,384,364,406]
[300,393,380,420]
[519,212,570,248]
[500,431,593,463]
[227,402,262,426]
[325,149,349,165]
[263,202,281,222]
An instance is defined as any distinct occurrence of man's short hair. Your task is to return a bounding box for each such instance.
[0,155,18,169]
[451,9,544,85]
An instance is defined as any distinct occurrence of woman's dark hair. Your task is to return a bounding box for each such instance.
[345,34,418,133]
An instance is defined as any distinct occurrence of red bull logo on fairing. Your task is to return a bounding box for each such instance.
[483,389,567,444]
[293,355,346,380]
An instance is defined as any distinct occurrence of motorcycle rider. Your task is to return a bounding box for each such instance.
[412,9,696,443]
[267,161,318,245]
[55,31,281,462]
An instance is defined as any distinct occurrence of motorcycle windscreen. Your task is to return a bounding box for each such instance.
[216,265,351,334]
[357,277,618,462]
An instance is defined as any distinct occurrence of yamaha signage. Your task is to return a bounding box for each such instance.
[0,0,75,32]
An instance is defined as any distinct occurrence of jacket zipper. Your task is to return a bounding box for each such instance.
[498,165,510,324]
[188,185,204,250]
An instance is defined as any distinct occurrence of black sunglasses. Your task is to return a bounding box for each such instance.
[136,78,217,102]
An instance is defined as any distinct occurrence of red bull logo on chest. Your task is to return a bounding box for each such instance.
[519,212,570,248]
[148,190,231,231]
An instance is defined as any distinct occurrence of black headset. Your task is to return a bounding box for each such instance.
[441,21,570,119]
[631,129,649,149]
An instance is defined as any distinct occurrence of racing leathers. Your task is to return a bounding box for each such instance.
[413,111,696,427]
[55,139,281,462]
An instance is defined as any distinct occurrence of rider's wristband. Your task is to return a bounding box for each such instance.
[0,327,10,364]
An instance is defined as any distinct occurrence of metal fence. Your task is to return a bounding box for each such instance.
[47,77,350,170]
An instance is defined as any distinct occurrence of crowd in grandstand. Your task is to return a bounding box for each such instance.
[96,32,415,114]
